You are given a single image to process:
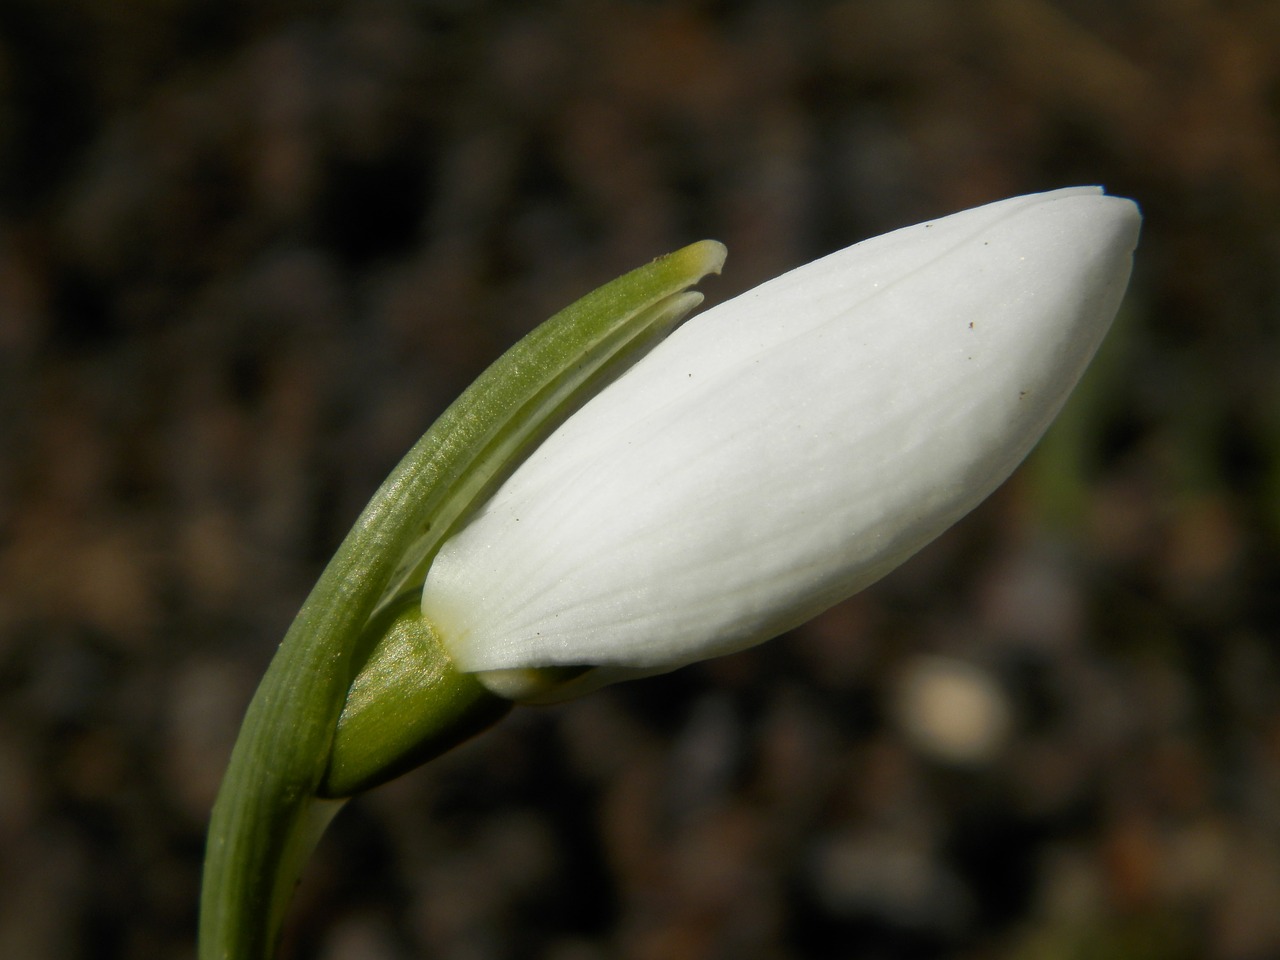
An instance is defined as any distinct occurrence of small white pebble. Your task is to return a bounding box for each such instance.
[895,655,1012,764]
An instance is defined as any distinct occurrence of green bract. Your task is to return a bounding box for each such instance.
[199,241,726,960]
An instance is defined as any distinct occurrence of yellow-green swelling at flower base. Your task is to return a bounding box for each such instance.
[319,596,509,798]
[201,188,1139,959]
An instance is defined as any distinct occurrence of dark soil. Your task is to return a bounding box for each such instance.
[2,3,1279,958]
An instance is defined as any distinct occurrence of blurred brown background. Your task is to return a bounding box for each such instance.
[2,1,1279,958]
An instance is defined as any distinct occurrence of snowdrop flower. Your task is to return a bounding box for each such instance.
[421,187,1140,699]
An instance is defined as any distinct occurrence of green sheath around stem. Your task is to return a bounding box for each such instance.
[198,241,725,960]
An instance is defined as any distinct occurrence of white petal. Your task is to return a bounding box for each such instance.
[423,188,1140,673]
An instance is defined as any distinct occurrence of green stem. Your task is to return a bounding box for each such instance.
[198,241,726,960]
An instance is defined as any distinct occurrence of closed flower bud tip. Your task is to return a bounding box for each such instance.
[421,187,1141,699]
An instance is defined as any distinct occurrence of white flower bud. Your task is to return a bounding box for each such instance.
[421,187,1140,696]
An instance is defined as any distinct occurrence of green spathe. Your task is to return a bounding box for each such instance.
[199,240,727,960]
